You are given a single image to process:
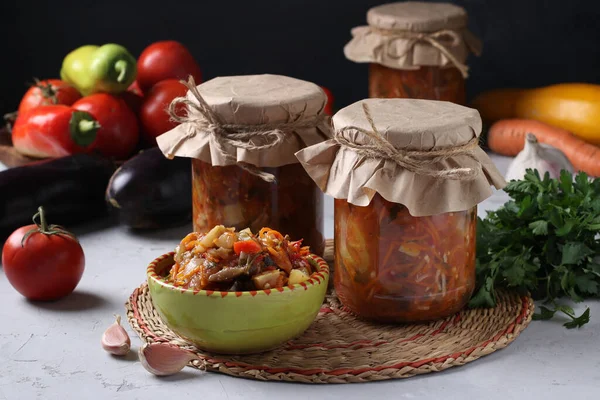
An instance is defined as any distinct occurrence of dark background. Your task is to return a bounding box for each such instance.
[1,0,599,115]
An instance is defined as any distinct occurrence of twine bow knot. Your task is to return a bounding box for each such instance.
[167,76,327,183]
[334,103,480,180]
[371,27,470,78]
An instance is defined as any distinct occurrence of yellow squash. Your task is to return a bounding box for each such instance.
[470,83,600,146]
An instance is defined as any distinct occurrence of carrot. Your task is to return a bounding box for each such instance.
[487,119,600,177]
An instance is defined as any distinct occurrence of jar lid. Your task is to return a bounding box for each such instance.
[367,2,467,32]
[344,1,482,77]
[192,75,326,125]
[156,74,331,174]
[296,98,506,216]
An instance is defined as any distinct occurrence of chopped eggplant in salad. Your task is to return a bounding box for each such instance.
[165,226,315,291]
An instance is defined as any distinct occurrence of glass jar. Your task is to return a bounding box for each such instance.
[344,2,481,106]
[296,98,506,324]
[334,194,476,322]
[192,160,325,257]
[369,63,466,104]
[156,74,331,258]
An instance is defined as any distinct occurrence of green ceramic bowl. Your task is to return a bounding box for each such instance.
[147,252,329,354]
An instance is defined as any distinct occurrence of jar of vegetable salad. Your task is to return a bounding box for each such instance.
[344,2,482,104]
[157,74,330,256]
[296,99,506,322]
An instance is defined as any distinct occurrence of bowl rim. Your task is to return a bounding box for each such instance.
[147,252,330,298]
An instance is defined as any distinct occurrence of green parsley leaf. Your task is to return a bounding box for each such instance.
[583,264,600,278]
[562,243,594,265]
[529,220,548,235]
[563,308,590,329]
[533,305,557,321]
[559,170,573,194]
[554,304,575,315]
[575,274,599,295]
[555,220,576,237]
[549,208,564,229]
[468,276,496,308]
[472,170,600,329]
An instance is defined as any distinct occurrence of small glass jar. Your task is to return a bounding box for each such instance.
[192,161,325,256]
[344,2,481,105]
[369,63,466,104]
[334,194,476,322]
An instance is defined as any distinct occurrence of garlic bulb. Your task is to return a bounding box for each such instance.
[139,342,197,376]
[101,315,131,356]
[505,133,575,181]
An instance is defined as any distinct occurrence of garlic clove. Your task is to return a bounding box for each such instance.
[138,342,197,376]
[505,133,574,181]
[101,314,131,356]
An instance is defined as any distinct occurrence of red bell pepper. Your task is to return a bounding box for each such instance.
[12,105,100,158]
[12,93,139,160]
[72,94,139,159]
[233,240,262,255]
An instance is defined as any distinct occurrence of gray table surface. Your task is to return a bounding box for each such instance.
[1,154,599,400]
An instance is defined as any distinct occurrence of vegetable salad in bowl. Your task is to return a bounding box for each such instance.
[166,225,316,292]
[147,225,329,354]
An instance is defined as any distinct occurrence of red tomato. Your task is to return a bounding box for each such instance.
[2,207,85,301]
[233,240,262,255]
[72,94,139,159]
[139,79,187,144]
[136,41,202,92]
[320,86,334,115]
[12,105,99,158]
[17,79,82,115]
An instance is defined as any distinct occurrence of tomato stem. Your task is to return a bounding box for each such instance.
[37,206,48,231]
[114,60,128,83]
[20,206,80,247]
[32,78,59,104]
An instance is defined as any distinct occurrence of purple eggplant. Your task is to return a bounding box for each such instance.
[105,147,191,229]
[0,153,116,239]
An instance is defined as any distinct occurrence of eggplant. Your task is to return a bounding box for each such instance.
[105,147,191,229]
[0,154,116,239]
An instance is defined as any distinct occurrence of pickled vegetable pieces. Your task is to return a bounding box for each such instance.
[192,161,324,255]
[368,63,466,104]
[335,195,476,322]
[166,226,315,291]
[297,98,506,323]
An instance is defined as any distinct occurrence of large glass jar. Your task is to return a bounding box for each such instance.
[295,98,507,324]
[156,74,331,258]
[369,63,466,104]
[334,194,476,322]
[192,161,325,257]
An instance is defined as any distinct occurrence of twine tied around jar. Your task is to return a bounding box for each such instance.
[334,103,480,180]
[371,27,473,78]
[167,76,327,183]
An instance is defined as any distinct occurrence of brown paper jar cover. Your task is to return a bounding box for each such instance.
[344,1,482,71]
[156,74,332,167]
[295,98,507,217]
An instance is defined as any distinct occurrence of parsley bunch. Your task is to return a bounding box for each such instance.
[470,169,600,328]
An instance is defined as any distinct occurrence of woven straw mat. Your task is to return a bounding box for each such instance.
[126,239,534,384]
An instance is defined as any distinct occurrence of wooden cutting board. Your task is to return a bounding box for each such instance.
[0,127,36,168]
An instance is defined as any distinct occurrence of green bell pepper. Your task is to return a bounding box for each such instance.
[60,44,137,96]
